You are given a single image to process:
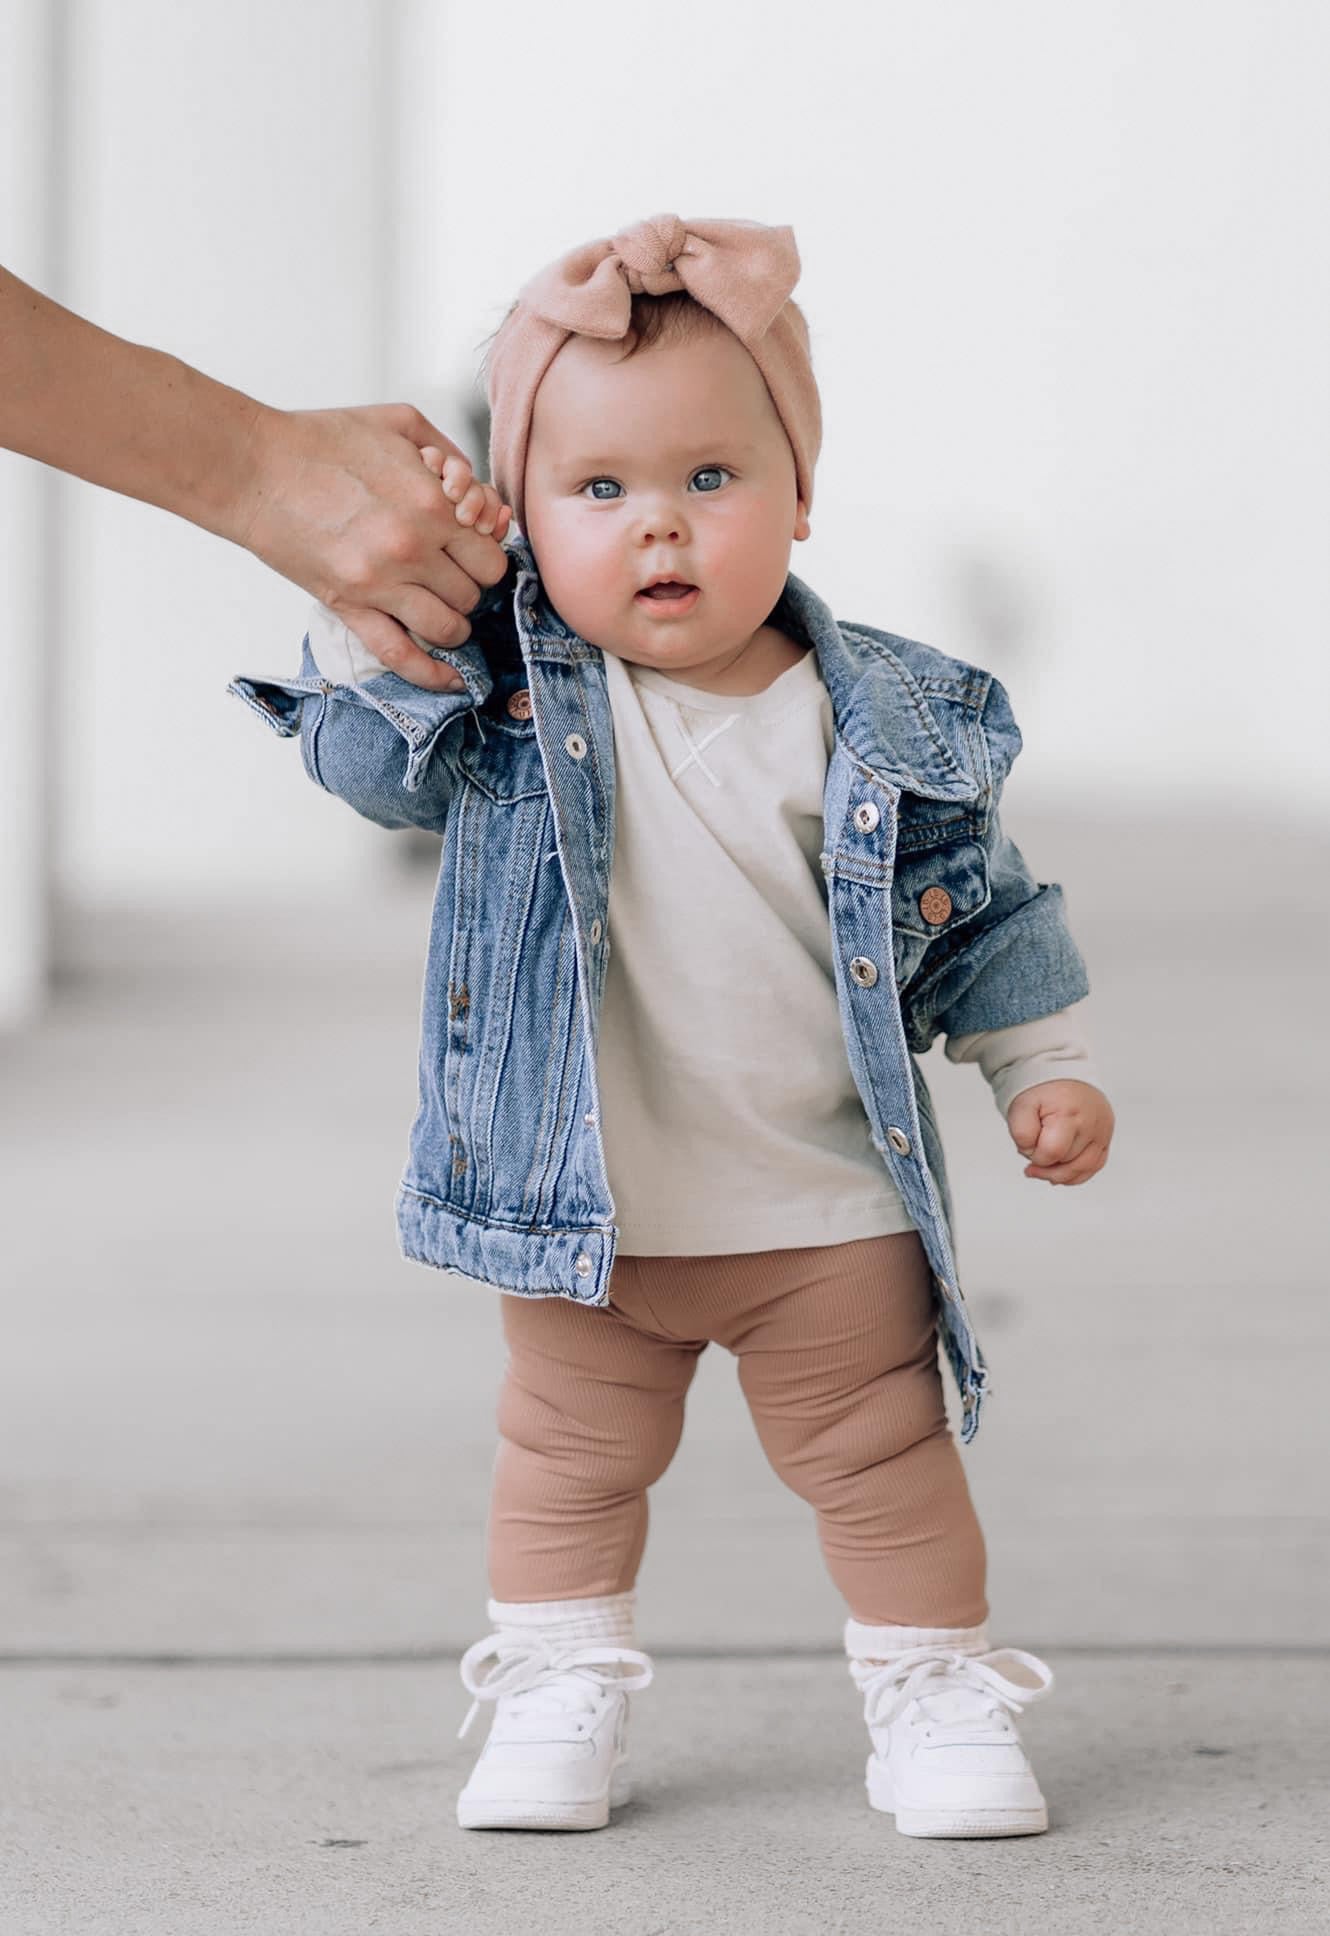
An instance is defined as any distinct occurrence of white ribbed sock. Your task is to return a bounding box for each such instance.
[487,1589,637,1647]
[844,1615,991,1661]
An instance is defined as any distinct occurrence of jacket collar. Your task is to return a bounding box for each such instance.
[492,534,979,804]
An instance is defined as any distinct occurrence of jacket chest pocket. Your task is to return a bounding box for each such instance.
[889,836,991,985]
[456,714,548,803]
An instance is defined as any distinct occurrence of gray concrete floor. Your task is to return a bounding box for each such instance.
[3,1657,1326,1936]
[1,802,1327,1931]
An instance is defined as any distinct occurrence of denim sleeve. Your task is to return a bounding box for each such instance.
[899,674,1092,1053]
[226,629,485,834]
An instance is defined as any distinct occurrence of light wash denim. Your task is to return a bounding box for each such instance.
[228,532,1090,1441]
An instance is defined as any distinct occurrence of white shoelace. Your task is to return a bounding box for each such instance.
[457,1632,655,1742]
[848,1644,1054,1741]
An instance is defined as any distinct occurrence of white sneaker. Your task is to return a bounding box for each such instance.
[455,1628,654,1831]
[848,1643,1055,1837]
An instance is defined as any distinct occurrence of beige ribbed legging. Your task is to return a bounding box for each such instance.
[488,1230,988,1628]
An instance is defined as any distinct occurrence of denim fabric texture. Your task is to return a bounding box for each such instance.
[227,532,1090,1441]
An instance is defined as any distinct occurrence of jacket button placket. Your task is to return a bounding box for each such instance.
[846,787,965,1338]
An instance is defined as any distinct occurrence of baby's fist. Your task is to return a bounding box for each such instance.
[420,445,512,539]
[1006,1079,1114,1185]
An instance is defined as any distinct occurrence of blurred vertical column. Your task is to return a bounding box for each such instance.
[385,4,489,874]
[55,2,400,907]
[384,5,473,454]
[0,0,64,1028]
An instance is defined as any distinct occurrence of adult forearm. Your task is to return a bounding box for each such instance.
[0,265,267,542]
[1,262,509,685]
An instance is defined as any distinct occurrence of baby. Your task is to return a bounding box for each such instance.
[229,213,1115,1839]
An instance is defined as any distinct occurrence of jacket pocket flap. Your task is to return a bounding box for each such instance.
[891,838,991,937]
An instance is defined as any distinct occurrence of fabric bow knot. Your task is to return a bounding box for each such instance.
[517,212,802,349]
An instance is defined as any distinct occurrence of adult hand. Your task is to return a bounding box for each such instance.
[0,265,512,692]
[234,404,513,692]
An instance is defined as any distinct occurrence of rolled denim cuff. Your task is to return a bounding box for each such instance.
[227,633,489,794]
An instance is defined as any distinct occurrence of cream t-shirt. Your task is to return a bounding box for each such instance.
[302,606,1100,1255]
[596,645,1098,1254]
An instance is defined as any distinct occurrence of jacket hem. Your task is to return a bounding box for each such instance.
[395,1183,616,1305]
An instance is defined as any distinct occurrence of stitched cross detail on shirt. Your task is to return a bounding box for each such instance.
[667,712,740,788]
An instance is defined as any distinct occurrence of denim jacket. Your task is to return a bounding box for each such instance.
[228,532,1091,1441]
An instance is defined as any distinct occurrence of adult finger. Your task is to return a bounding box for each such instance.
[326,543,485,650]
[336,605,468,692]
[434,517,511,592]
[370,402,471,465]
[371,581,491,657]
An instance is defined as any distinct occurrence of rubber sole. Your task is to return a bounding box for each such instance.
[456,1759,631,1832]
[866,1754,1048,1838]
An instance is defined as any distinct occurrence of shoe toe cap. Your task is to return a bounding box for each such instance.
[462,1739,608,1806]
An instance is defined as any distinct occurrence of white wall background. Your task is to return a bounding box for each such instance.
[2,0,1326,968]
[54,0,395,913]
[427,0,1329,808]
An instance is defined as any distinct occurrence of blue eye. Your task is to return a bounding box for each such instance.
[579,467,733,501]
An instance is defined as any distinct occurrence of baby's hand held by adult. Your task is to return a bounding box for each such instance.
[419,445,512,539]
[1006,1079,1114,1186]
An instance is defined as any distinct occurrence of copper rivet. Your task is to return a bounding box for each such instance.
[506,688,533,719]
[919,885,952,925]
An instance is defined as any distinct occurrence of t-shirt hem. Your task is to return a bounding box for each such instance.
[616,1201,919,1255]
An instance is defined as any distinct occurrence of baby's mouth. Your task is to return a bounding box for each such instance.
[636,580,699,603]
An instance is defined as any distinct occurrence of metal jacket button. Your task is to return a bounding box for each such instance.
[574,1252,593,1278]
[919,885,953,925]
[849,956,879,987]
[506,688,533,719]
[886,1126,912,1155]
[852,801,880,833]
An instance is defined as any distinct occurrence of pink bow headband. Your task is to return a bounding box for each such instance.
[485,213,821,535]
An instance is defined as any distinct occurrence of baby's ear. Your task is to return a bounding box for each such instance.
[793,498,811,541]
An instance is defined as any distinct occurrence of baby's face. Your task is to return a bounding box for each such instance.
[522,329,810,685]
